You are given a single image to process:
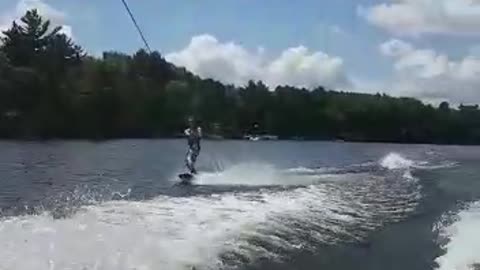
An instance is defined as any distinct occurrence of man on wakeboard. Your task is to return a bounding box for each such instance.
[184,117,202,175]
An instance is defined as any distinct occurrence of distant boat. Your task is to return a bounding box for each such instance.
[244,134,278,141]
[249,136,260,141]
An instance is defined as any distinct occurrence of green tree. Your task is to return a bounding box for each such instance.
[1,9,84,138]
[2,8,480,144]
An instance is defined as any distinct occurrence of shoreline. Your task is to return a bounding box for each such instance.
[0,136,478,147]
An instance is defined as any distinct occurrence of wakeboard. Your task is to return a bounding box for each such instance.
[178,172,195,184]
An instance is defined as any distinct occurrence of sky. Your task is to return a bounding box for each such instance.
[1,0,480,106]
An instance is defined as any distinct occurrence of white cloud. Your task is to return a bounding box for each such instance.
[58,25,73,39]
[0,17,12,33]
[166,35,263,86]
[380,39,414,57]
[17,0,66,23]
[380,39,480,105]
[266,46,349,89]
[166,34,350,90]
[0,0,73,39]
[359,0,480,36]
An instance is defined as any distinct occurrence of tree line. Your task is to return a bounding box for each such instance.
[1,9,480,144]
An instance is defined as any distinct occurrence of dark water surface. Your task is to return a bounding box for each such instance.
[0,140,479,270]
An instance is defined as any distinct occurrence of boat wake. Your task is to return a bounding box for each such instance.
[0,152,448,270]
[435,201,480,270]
[192,152,455,187]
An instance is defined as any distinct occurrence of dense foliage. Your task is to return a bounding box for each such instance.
[1,10,480,144]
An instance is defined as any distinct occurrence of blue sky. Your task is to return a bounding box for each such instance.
[87,0,393,80]
[2,0,480,105]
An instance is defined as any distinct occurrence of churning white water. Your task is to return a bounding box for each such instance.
[0,152,425,270]
[435,201,480,270]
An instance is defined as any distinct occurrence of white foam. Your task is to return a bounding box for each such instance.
[0,185,364,270]
[283,166,336,174]
[192,163,320,186]
[402,170,416,181]
[0,155,423,270]
[0,173,420,270]
[192,152,451,186]
[435,201,480,270]
[193,163,278,186]
[192,162,380,187]
[414,161,459,170]
[380,153,415,170]
[380,152,457,171]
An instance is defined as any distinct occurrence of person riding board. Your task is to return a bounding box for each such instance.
[184,117,202,175]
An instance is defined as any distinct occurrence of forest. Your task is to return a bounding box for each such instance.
[1,9,480,144]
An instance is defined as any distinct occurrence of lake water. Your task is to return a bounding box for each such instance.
[0,140,479,270]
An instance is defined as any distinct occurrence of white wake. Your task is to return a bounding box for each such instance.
[435,201,480,270]
[0,185,369,270]
[0,152,426,270]
[380,152,456,171]
[194,152,439,187]
[191,163,339,186]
